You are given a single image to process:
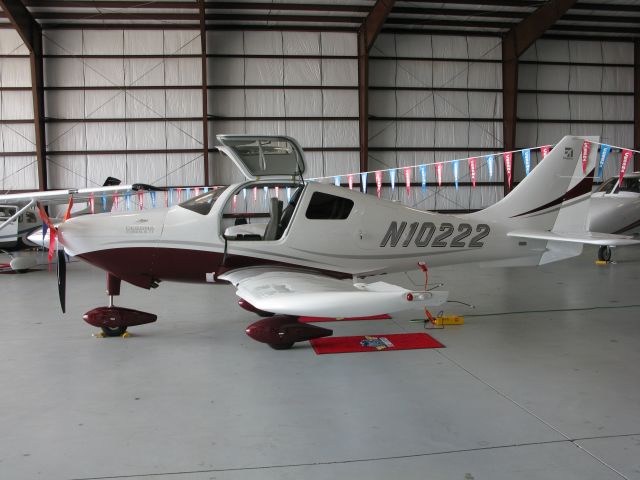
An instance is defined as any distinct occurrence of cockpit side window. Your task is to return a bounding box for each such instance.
[619,177,640,193]
[305,192,353,220]
[179,188,225,215]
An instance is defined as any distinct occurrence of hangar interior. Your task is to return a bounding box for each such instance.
[1,1,640,479]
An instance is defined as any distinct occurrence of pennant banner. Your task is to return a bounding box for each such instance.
[375,171,383,198]
[436,163,443,187]
[468,157,477,187]
[334,176,341,187]
[504,152,513,189]
[541,145,551,158]
[102,192,107,212]
[348,174,354,190]
[253,186,258,203]
[390,169,396,192]
[597,144,611,178]
[486,155,494,179]
[137,190,144,210]
[361,172,368,194]
[453,160,459,190]
[522,149,531,176]
[89,192,95,214]
[581,140,591,174]
[619,149,633,185]
[150,191,157,209]
[404,167,411,195]
[286,187,291,202]
[420,165,427,192]
[114,192,120,210]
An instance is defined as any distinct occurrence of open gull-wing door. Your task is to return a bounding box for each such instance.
[216,135,306,181]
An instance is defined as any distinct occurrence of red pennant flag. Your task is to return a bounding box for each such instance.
[63,196,74,221]
[468,157,477,187]
[504,152,513,190]
[375,171,383,198]
[348,174,354,190]
[436,163,443,187]
[89,192,95,214]
[232,194,237,212]
[137,190,144,210]
[113,192,120,210]
[404,167,411,195]
[165,190,169,207]
[541,145,551,158]
[619,149,633,185]
[581,140,591,174]
[177,188,182,203]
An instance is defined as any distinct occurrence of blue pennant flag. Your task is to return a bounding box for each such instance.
[168,188,173,206]
[522,149,531,176]
[390,169,396,191]
[125,192,131,211]
[486,155,495,179]
[263,186,269,202]
[286,187,291,202]
[361,172,368,194]
[420,165,427,192]
[242,188,247,200]
[101,192,107,211]
[334,176,341,187]
[597,144,612,178]
[203,187,209,193]
[150,191,157,208]
[185,188,191,200]
[453,160,459,190]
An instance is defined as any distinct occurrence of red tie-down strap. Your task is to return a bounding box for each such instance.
[36,196,74,265]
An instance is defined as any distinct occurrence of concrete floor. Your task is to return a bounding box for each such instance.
[1,245,639,480]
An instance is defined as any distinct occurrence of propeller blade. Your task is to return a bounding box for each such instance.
[57,248,66,313]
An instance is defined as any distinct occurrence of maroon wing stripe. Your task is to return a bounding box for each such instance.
[511,169,595,218]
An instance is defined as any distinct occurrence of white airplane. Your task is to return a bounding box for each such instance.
[588,172,640,261]
[6,135,638,349]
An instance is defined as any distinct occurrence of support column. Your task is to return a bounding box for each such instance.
[635,38,639,170]
[199,0,210,185]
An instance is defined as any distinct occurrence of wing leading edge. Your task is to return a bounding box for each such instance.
[219,266,448,318]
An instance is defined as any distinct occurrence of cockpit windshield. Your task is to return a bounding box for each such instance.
[596,176,640,194]
[596,178,617,194]
[179,187,226,215]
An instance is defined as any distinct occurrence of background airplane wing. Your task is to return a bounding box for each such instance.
[508,230,640,246]
[219,266,448,318]
[0,184,138,205]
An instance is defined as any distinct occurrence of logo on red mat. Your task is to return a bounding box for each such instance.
[360,336,394,350]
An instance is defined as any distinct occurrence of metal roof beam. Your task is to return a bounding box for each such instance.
[358,0,395,176]
[0,0,47,190]
[635,39,639,170]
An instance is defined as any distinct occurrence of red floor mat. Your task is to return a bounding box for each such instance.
[299,314,391,323]
[311,333,444,354]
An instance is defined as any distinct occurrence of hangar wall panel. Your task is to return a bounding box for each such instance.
[207,30,359,185]
[41,29,204,189]
[0,30,38,190]
[367,34,504,210]
[516,39,634,182]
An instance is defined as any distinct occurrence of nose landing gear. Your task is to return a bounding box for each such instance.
[82,273,157,336]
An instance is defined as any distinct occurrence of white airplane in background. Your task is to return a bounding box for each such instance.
[589,172,640,261]
[4,135,638,349]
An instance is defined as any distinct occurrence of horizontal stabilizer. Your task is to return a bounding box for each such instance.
[508,230,640,246]
[220,267,448,318]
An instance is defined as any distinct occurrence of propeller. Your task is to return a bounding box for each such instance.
[36,198,73,313]
[57,248,66,313]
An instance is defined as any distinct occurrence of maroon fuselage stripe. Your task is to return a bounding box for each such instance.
[78,247,349,289]
[511,169,595,218]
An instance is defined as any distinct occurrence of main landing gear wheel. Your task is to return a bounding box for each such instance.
[101,325,128,337]
[598,246,612,262]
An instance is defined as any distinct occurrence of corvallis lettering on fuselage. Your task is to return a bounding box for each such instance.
[380,221,490,248]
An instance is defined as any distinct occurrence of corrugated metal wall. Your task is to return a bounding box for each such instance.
[207,30,359,185]
[0,29,37,190]
[0,28,637,204]
[516,38,634,181]
[368,33,504,210]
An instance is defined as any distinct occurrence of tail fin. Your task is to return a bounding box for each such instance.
[475,135,598,233]
[471,135,599,265]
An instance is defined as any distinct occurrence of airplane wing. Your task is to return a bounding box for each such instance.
[507,230,640,246]
[219,266,448,318]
